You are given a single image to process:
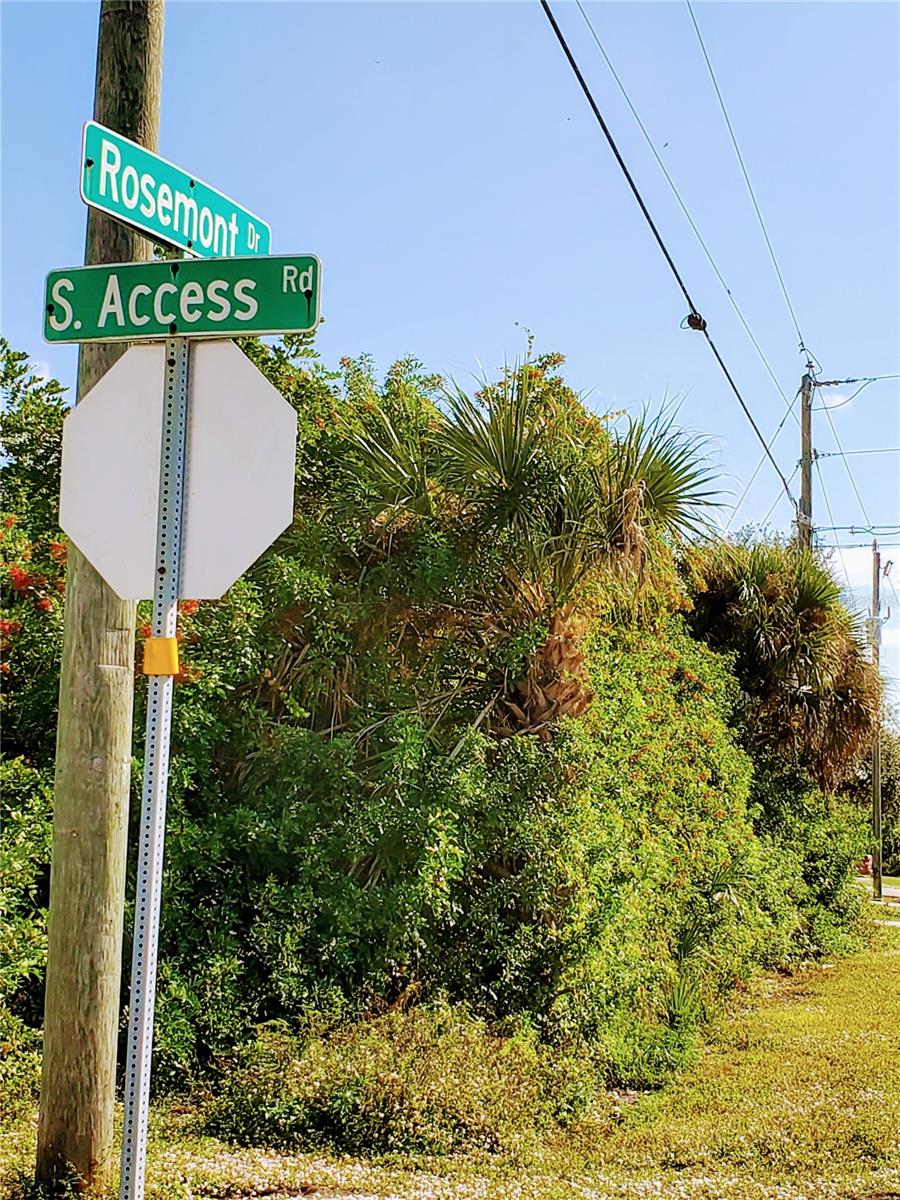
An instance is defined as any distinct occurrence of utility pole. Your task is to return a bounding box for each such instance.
[798,371,814,550]
[36,3,164,1193]
[871,539,883,902]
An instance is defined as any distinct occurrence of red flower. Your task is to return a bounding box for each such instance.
[3,515,16,529]
[0,620,21,636]
[0,662,9,674]
[8,566,34,591]
[139,623,152,639]
[49,541,67,564]
[36,596,53,613]
[179,599,199,616]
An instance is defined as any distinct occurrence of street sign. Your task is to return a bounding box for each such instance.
[59,340,297,599]
[81,121,270,257]
[44,255,321,344]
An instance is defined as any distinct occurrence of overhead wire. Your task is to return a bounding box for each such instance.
[814,380,876,410]
[819,399,873,528]
[759,463,799,528]
[817,542,900,550]
[817,525,900,535]
[817,447,900,458]
[539,0,798,513]
[570,0,802,535]
[685,0,811,359]
[813,457,854,593]
[887,572,900,619]
[727,386,800,531]
[815,374,900,385]
[573,0,797,421]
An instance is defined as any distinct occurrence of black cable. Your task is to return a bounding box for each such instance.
[539,0,798,511]
[817,525,900,534]
[815,374,900,385]
[814,456,853,592]
[685,0,811,359]
[819,400,873,528]
[817,447,900,458]
[727,386,801,530]
[759,462,799,528]
[574,0,797,422]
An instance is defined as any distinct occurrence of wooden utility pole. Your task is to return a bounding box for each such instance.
[798,371,814,550]
[871,539,883,902]
[36,3,164,1192]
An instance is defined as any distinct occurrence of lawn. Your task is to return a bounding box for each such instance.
[4,928,900,1200]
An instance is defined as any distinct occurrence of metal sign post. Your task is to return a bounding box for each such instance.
[48,117,314,1200]
[119,338,190,1200]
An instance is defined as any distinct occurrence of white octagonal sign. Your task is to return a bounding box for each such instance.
[60,341,297,599]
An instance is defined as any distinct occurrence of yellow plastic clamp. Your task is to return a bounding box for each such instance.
[142,636,180,676]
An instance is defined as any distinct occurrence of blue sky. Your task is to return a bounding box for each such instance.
[2,0,898,692]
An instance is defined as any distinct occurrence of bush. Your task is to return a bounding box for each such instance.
[205,1004,601,1156]
[0,758,52,1023]
[750,760,871,959]
[0,338,879,1116]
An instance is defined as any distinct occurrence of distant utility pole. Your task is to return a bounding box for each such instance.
[36,2,164,1193]
[798,371,814,551]
[871,539,883,902]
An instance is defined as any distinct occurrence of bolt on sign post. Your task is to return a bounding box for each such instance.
[54,137,319,1200]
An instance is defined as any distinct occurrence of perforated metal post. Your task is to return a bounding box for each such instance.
[119,338,190,1200]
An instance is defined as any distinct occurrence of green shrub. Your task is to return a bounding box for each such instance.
[0,1004,42,1126]
[0,338,878,1111]
[0,758,52,1021]
[205,1004,601,1156]
[750,760,871,959]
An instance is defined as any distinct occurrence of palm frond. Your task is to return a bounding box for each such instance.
[345,404,435,517]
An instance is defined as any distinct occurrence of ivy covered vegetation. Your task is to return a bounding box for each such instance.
[0,335,890,1155]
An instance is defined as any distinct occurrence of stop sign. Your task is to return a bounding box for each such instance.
[59,340,297,599]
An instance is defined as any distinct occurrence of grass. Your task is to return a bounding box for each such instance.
[3,928,899,1200]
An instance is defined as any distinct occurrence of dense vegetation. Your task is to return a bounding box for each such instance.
[0,335,885,1156]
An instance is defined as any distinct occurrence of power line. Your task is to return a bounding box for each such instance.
[814,374,900,410]
[818,525,900,534]
[814,457,853,593]
[814,380,876,410]
[887,572,900,619]
[539,0,798,512]
[817,447,900,458]
[685,0,811,359]
[727,386,801,530]
[573,0,797,420]
[759,462,799,528]
[817,542,900,550]
[819,400,873,527]
[815,374,900,386]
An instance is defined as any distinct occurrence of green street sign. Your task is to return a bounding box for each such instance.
[80,122,271,258]
[44,255,321,343]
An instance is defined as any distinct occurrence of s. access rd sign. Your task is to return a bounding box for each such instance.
[44,255,321,342]
[81,122,271,257]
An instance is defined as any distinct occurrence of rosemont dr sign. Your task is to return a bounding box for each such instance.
[81,121,271,257]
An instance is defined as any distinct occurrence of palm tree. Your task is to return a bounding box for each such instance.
[346,360,721,736]
[687,540,880,789]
